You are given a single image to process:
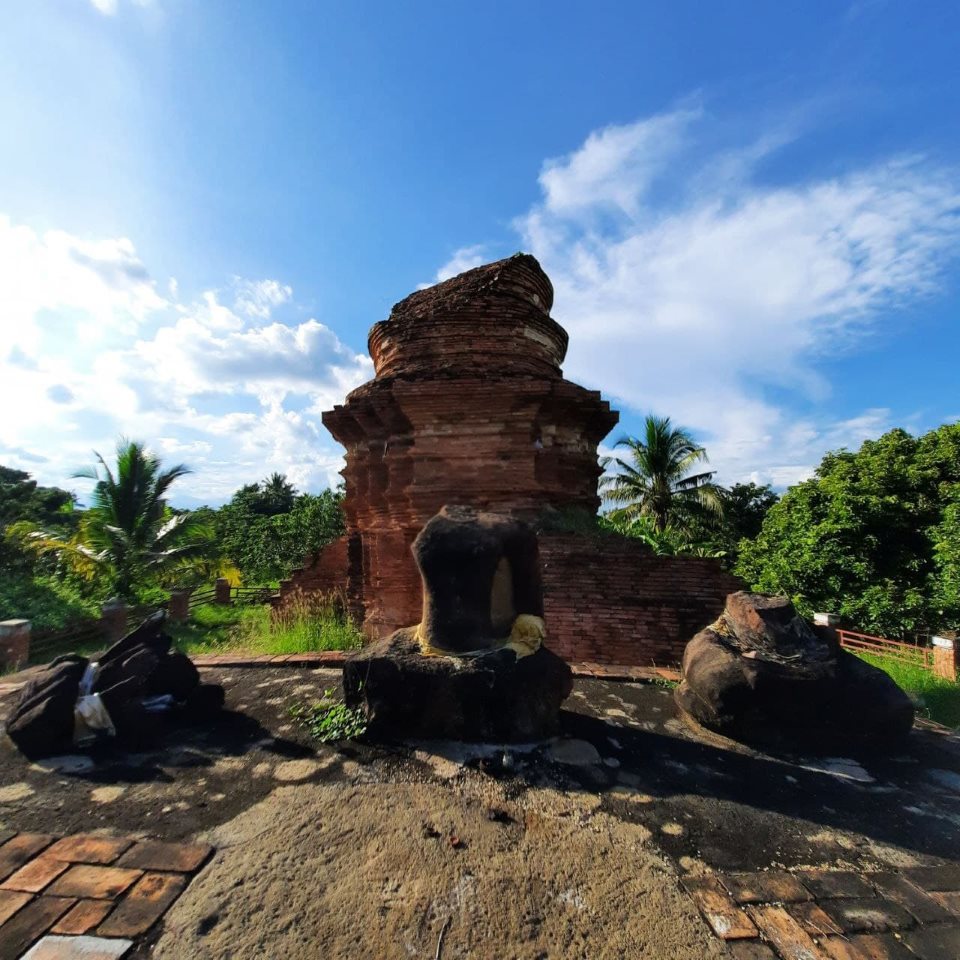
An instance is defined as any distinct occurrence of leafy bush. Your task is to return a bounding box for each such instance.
[0,575,99,631]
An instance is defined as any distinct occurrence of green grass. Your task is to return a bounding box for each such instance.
[856,652,960,729]
[168,597,363,657]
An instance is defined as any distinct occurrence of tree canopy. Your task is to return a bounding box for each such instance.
[736,424,960,637]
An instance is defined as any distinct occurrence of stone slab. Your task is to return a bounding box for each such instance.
[901,924,960,960]
[0,895,75,960]
[820,934,916,959]
[47,866,142,901]
[798,870,877,900]
[681,875,758,939]
[0,856,71,893]
[51,900,115,936]
[720,871,812,904]
[744,904,824,960]
[727,942,779,960]
[0,834,55,883]
[787,900,844,935]
[819,897,915,934]
[868,873,954,924]
[45,837,133,866]
[20,935,133,959]
[97,872,186,937]
[904,865,960,892]
[0,888,32,925]
[115,840,212,874]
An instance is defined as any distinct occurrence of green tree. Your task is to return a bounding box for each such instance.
[18,439,213,599]
[601,415,723,534]
[736,424,960,637]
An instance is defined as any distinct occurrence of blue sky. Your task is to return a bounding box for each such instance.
[1,0,958,506]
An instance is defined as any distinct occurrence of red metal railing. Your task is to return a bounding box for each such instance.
[837,629,935,671]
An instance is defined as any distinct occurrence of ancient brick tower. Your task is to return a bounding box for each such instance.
[322,253,619,638]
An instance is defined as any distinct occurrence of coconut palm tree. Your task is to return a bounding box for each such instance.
[601,415,723,534]
[20,439,213,599]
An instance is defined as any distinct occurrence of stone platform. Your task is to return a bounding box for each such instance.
[343,629,573,742]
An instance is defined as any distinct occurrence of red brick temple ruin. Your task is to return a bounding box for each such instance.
[279,253,742,666]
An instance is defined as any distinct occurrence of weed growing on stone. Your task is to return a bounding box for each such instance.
[290,690,368,742]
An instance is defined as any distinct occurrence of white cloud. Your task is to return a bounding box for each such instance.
[505,109,960,487]
[419,244,489,288]
[0,215,367,503]
[87,0,154,14]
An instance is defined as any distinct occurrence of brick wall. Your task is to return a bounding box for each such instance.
[282,530,743,669]
[539,534,744,667]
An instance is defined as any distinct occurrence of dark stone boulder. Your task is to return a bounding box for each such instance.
[5,611,223,759]
[343,628,572,742]
[675,592,915,750]
[343,505,571,741]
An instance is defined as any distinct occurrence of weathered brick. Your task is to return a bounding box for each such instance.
[745,904,826,959]
[901,923,960,959]
[720,871,812,904]
[798,870,877,900]
[904,865,960,892]
[115,840,212,874]
[44,836,133,866]
[97,872,186,937]
[930,890,960,916]
[0,834,55,883]
[727,942,779,959]
[819,898,915,933]
[50,898,114,935]
[681,875,758,939]
[820,933,916,960]
[0,895,75,960]
[0,888,32,925]
[0,857,70,893]
[787,900,844,935]
[868,873,954,923]
[47,865,142,901]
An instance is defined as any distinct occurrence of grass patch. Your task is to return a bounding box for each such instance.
[856,652,960,729]
[169,593,363,657]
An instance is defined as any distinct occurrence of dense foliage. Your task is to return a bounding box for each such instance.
[736,424,960,637]
[214,483,345,584]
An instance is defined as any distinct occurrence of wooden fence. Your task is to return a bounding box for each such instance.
[837,628,936,671]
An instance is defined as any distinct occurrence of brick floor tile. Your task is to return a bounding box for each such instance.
[115,840,212,874]
[19,935,133,960]
[787,900,844,936]
[901,923,960,960]
[929,891,960,916]
[727,942,779,959]
[720,871,812,904]
[47,865,142,901]
[819,898,915,934]
[820,933,916,960]
[0,856,71,894]
[904,865,960,892]
[0,895,75,960]
[0,888,33,925]
[867,873,954,924]
[97,872,186,938]
[44,836,133,866]
[681,875,758,939]
[798,870,877,900]
[51,899,115,935]
[0,834,55,883]
[745,904,826,960]
[0,831,15,847]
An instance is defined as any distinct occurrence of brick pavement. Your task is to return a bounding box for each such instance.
[683,864,960,960]
[0,831,212,959]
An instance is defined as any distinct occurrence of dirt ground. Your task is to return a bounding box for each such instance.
[2,666,960,958]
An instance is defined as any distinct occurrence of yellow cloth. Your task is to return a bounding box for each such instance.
[415,614,546,659]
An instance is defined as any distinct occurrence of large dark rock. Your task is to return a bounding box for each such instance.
[413,505,543,654]
[343,506,571,741]
[5,611,223,759]
[675,592,915,750]
[344,628,572,741]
